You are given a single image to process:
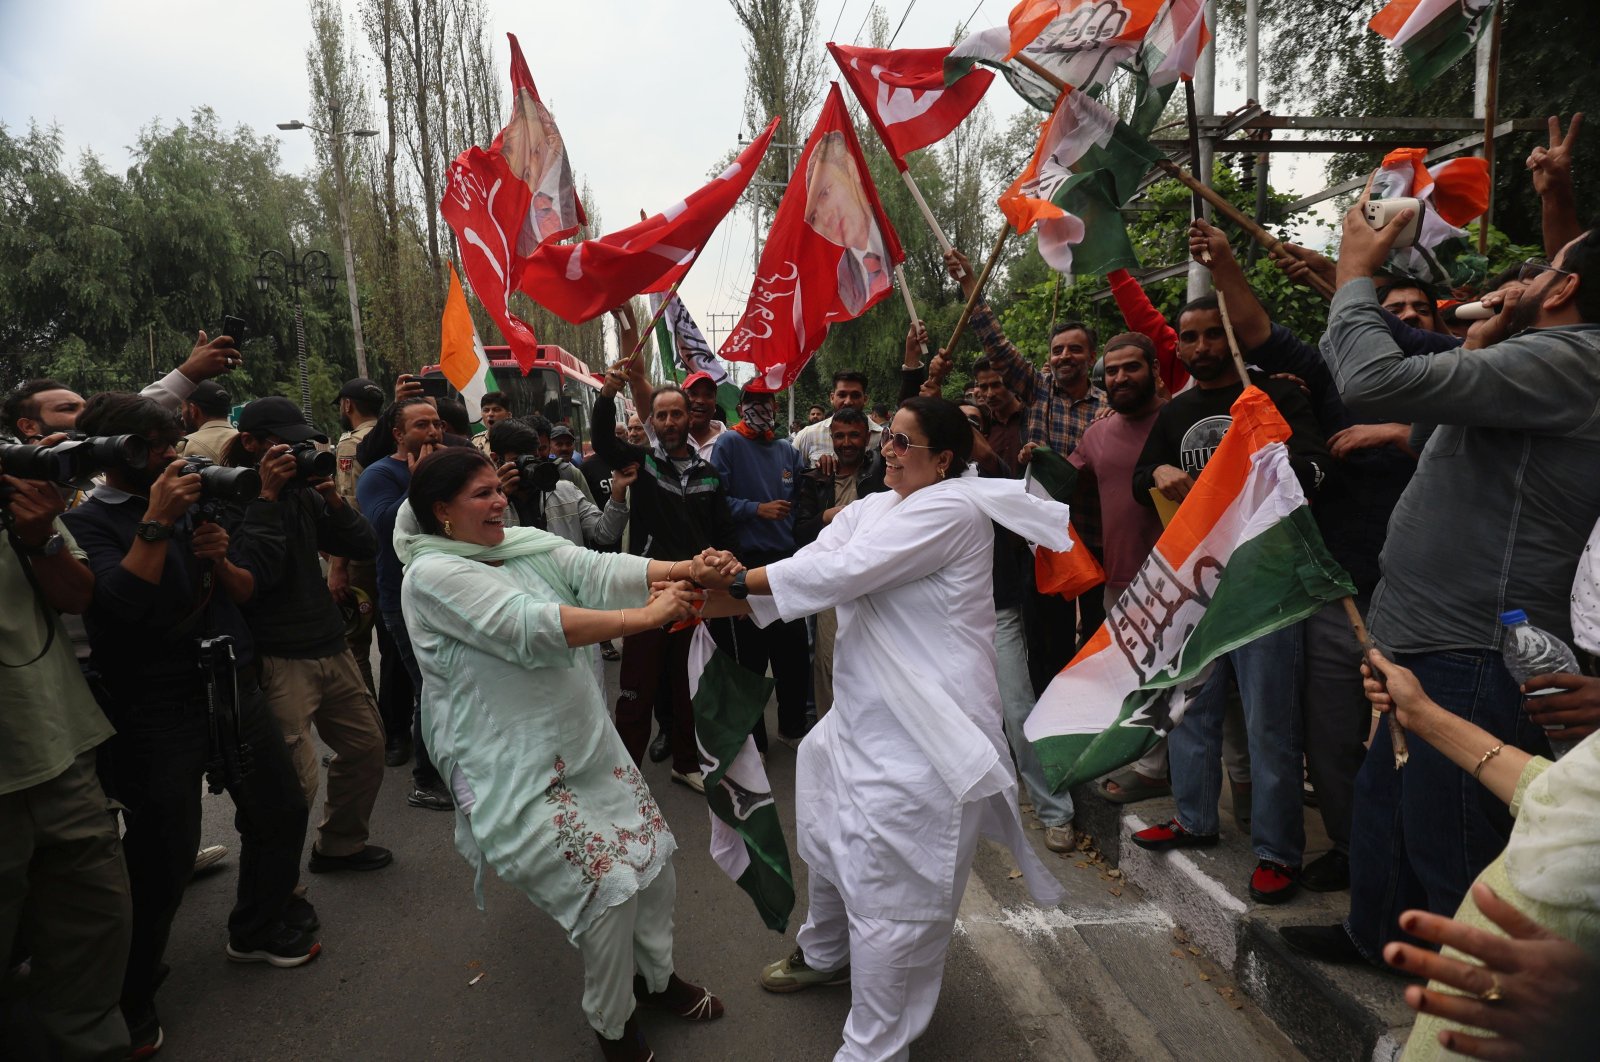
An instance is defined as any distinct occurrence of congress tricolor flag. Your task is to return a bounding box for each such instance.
[1369,0,1497,88]
[1024,388,1354,790]
[1371,146,1491,286]
[438,262,499,412]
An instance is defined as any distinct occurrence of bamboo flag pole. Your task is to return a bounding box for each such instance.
[895,264,929,357]
[1213,283,1409,768]
[1161,159,1337,300]
[899,170,963,279]
[943,225,1010,358]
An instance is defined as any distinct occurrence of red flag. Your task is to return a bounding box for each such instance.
[827,43,994,172]
[440,146,542,371]
[514,118,779,324]
[720,85,903,393]
[494,33,585,256]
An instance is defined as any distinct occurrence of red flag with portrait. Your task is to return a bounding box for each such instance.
[827,43,994,171]
[495,33,584,255]
[720,84,904,392]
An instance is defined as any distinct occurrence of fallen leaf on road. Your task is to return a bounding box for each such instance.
[1008,868,1023,880]
[1108,887,1122,896]
[1199,974,1211,982]
[1187,947,1202,956]
[1170,949,1185,958]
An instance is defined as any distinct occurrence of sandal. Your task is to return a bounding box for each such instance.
[601,641,621,662]
[1099,768,1171,804]
[634,973,725,1022]
[596,1017,653,1062]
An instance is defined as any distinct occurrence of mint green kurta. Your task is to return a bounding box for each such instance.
[401,538,675,944]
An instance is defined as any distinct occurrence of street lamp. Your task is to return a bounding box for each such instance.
[255,245,337,417]
[277,110,379,378]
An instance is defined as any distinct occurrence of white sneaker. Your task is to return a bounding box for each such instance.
[671,770,706,794]
[193,844,229,875]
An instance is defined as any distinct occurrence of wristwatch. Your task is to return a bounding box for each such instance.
[729,570,749,600]
[136,519,176,543]
[17,532,65,557]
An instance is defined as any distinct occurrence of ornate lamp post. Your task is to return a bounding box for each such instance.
[255,246,337,416]
[278,112,379,378]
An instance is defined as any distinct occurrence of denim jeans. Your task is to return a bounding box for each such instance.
[995,607,1074,826]
[382,610,443,790]
[1343,649,1549,960]
[1168,622,1304,866]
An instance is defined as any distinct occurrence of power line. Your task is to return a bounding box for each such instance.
[850,0,874,44]
[957,0,987,37]
[886,0,920,48]
[828,0,851,41]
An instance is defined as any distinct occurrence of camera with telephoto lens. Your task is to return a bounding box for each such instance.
[0,434,150,486]
[179,457,261,522]
[513,454,563,494]
[286,441,336,483]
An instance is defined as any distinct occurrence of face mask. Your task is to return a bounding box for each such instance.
[738,400,776,436]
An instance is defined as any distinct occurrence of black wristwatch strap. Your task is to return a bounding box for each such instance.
[136,519,175,542]
[730,570,749,600]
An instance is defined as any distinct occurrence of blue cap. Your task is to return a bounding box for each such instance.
[1499,609,1529,626]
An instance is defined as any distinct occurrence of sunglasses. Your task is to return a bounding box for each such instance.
[1517,258,1575,284]
[881,430,937,456]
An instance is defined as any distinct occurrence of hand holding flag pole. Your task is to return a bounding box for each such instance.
[1213,283,1410,768]
[943,226,1010,358]
[1159,160,1337,300]
[618,277,683,370]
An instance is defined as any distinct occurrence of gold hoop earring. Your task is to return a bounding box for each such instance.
[443,518,454,538]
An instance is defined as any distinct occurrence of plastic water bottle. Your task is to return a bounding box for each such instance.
[1499,609,1579,757]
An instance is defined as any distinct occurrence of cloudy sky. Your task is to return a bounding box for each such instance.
[1,1,1305,363]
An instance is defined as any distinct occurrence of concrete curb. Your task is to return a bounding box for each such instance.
[1074,790,1414,1062]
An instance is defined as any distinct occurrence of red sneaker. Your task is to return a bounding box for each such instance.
[1131,818,1219,852]
[1249,860,1301,905]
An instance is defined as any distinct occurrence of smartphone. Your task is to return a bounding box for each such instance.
[417,375,451,399]
[221,315,247,344]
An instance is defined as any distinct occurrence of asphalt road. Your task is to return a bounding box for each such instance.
[121,662,1304,1061]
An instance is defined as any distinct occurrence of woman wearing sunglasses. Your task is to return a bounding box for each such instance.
[701,395,1072,1061]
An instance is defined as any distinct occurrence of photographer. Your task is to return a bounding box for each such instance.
[228,397,391,875]
[488,416,630,548]
[0,453,131,1059]
[61,393,315,1056]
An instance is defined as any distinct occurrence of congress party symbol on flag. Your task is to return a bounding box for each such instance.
[949,0,1168,111]
[1024,388,1354,791]
[1370,0,1496,89]
[514,119,778,325]
[687,625,794,933]
[827,43,994,171]
[438,262,500,413]
[493,33,585,256]
[720,84,904,392]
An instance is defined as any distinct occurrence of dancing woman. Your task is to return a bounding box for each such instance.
[395,447,730,1062]
[703,396,1072,1061]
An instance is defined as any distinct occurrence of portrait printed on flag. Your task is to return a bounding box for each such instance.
[803,132,891,316]
[500,88,577,254]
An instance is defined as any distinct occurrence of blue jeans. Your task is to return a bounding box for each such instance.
[382,610,443,791]
[996,607,1074,826]
[1343,649,1549,960]
[1168,622,1304,866]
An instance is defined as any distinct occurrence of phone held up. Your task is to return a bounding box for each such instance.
[1361,197,1425,249]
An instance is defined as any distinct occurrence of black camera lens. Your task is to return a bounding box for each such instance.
[288,442,336,480]
[180,457,261,503]
[0,434,150,483]
[514,454,563,493]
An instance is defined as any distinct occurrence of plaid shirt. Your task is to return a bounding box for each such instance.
[971,301,1105,549]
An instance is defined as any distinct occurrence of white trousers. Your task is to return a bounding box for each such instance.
[796,805,982,1061]
[575,862,677,1039]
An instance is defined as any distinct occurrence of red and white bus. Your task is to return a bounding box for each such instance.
[419,344,604,454]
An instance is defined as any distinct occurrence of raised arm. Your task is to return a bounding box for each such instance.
[944,248,1039,405]
[1527,114,1585,260]
[1189,220,1271,352]
[1107,268,1186,393]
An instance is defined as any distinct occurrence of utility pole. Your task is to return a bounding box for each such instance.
[1185,1,1219,300]
[278,112,378,379]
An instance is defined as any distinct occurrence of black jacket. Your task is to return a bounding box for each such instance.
[793,455,886,547]
[238,487,377,659]
[591,394,735,560]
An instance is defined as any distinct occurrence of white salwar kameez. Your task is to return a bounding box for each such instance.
[748,475,1069,1061]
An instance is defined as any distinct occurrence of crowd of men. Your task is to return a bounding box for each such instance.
[4,115,1599,1059]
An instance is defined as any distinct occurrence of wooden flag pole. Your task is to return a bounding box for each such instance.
[900,170,959,268]
[620,278,682,370]
[1214,284,1409,768]
[895,264,929,357]
[1160,159,1337,300]
[1011,53,1069,93]
[944,225,1010,358]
